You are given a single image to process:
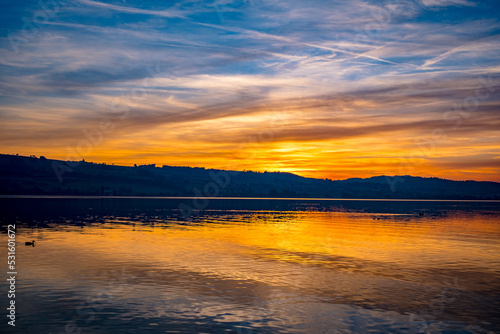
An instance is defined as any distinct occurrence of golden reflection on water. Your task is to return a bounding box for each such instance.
[8,210,500,333]
[23,211,500,284]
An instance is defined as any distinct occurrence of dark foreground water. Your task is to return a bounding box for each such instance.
[1,197,499,334]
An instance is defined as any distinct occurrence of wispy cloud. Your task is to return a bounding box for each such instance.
[1,0,499,181]
[420,0,476,8]
[420,35,500,69]
[75,0,186,18]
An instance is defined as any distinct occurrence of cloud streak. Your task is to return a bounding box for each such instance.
[76,0,186,18]
[1,0,499,181]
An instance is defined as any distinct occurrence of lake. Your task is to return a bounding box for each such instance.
[1,197,499,333]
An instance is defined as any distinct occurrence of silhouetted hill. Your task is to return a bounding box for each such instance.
[1,154,499,199]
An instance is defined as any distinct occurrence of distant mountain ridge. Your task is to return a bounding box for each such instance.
[1,154,499,200]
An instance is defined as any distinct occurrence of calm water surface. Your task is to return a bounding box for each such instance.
[1,198,499,333]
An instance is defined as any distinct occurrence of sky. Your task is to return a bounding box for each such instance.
[0,0,499,181]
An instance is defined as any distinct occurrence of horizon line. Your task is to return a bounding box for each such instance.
[1,152,499,184]
[2,195,500,203]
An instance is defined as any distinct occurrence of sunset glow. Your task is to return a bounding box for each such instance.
[1,0,499,181]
